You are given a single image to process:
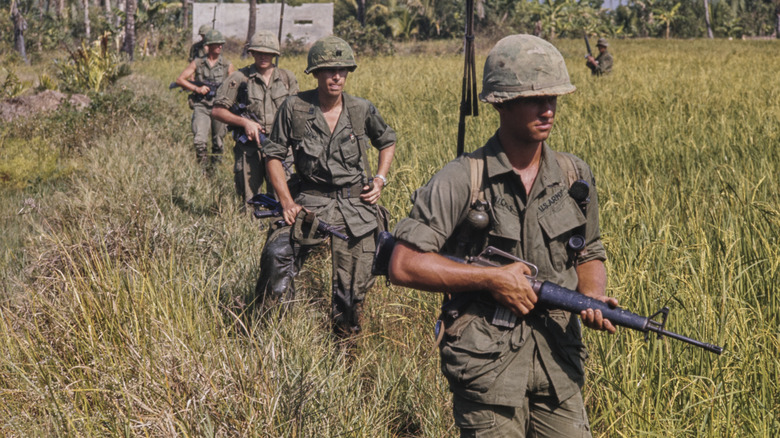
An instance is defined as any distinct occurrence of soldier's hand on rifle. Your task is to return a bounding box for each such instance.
[490,262,538,316]
[586,56,597,66]
[359,179,383,205]
[580,296,618,333]
[281,200,303,226]
[242,119,265,144]
[195,84,211,95]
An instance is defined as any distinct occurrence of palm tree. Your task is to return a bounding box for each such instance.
[124,0,136,60]
[11,0,30,64]
[704,0,714,38]
[653,2,681,38]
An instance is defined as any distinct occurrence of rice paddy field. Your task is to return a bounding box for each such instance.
[1,38,778,436]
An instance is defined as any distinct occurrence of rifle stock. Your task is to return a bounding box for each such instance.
[248,193,349,241]
[372,231,723,354]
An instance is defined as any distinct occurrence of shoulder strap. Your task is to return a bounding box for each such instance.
[290,91,316,141]
[468,149,580,207]
[277,68,291,90]
[554,151,580,188]
[467,148,487,206]
[343,93,367,136]
[343,93,373,181]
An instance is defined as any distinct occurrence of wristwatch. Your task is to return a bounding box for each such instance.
[374,174,388,186]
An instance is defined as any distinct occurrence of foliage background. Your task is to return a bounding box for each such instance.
[1,37,779,436]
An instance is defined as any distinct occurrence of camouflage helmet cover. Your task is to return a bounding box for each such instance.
[479,34,576,103]
[305,36,357,74]
[596,38,609,47]
[248,31,281,55]
[198,24,211,35]
[204,29,225,45]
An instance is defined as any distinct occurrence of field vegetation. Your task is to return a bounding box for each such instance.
[1,38,779,436]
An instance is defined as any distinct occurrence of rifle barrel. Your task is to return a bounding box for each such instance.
[535,281,722,355]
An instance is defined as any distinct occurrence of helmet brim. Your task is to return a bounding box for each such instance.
[304,63,358,75]
[480,84,576,104]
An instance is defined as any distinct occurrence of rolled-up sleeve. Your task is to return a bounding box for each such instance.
[213,71,244,109]
[393,159,472,253]
[366,103,396,150]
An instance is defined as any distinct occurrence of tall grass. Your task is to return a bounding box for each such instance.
[1,38,778,436]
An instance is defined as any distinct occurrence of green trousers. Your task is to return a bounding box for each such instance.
[453,345,592,438]
[192,102,226,167]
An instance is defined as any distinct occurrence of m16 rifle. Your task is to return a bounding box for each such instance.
[226,82,267,147]
[248,193,349,241]
[169,80,219,103]
[584,32,593,59]
[372,231,723,355]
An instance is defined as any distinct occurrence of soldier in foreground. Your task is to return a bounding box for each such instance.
[388,35,616,436]
[175,29,234,171]
[586,37,613,76]
[258,36,396,338]
[212,31,298,203]
[188,24,210,62]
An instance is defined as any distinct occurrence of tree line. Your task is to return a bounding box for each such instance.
[2,0,780,64]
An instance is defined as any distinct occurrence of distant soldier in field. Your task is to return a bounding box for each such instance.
[212,31,299,204]
[388,34,616,436]
[586,38,613,76]
[189,24,211,62]
[176,29,235,171]
[256,36,396,338]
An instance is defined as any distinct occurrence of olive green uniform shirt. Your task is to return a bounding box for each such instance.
[214,65,299,134]
[393,134,606,407]
[194,55,231,106]
[589,51,613,76]
[263,90,397,237]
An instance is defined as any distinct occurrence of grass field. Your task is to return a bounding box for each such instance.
[1,38,779,436]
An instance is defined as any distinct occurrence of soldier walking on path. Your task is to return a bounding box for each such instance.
[257,36,397,339]
[212,31,299,204]
[586,37,613,76]
[388,35,616,436]
[175,29,234,172]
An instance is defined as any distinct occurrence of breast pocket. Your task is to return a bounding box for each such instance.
[295,137,325,178]
[271,86,289,107]
[538,197,586,272]
[338,133,361,168]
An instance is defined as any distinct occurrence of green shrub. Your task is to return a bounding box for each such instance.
[55,33,130,94]
[0,130,63,188]
[1,68,31,99]
[335,17,394,56]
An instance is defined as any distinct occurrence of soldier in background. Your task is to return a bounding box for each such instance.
[188,24,211,62]
[212,31,299,204]
[257,36,396,338]
[388,35,616,436]
[176,29,234,172]
[586,38,613,76]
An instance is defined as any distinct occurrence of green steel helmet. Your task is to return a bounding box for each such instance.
[247,31,280,55]
[198,24,211,36]
[479,34,576,103]
[597,37,609,47]
[304,36,357,74]
[204,29,225,45]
